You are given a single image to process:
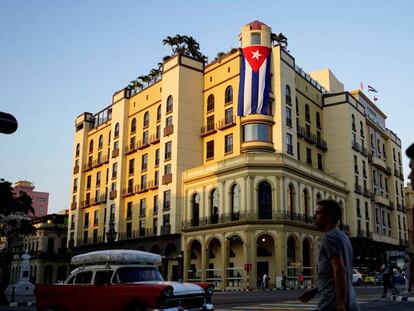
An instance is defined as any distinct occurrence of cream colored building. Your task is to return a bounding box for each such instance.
[68,20,408,289]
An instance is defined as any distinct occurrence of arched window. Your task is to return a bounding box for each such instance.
[207,94,215,112]
[89,140,94,154]
[305,104,310,122]
[285,85,291,105]
[231,184,240,220]
[191,193,200,227]
[157,105,161,121]
[114,123,120,138]
[210,188,219,224]
[131,118,136,133]
[225,86,233,104]
[108,131,111,145]
[143,112,150,128]
[166,95,173,113]
[287,236,297,264]
[287,184,296,219]
[258,181,272,219]
[75,143,80,157]
[98,135,103,149]
[316,112,321,129]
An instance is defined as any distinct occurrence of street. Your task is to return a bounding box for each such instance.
[0,286,413,311]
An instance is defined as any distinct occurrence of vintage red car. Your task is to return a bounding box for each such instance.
[35,249,214,311]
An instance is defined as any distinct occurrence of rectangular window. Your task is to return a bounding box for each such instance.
[206,140,214,159]
[286,107,292,127]
[139,220,145,236]
[129,159,134,175]
[112,162,118,178]
[83,231,88,244]
[225,108,233,124]
[155,170,159,186]
[318,153,323,170]
[165,142,172,160]
[130,136,136,149]
[297,143,300,160]
[141,174,147,189]
[286,133,293,155]
[153,195,158,214]
[225,134,233,153]
[207,115,215,131]
[73,178,78,193]
[142,131,149,145]
[251,33,261,45]
[140,198,146,217]
[153,218,158,235]
[156,125,161,139]
[163,213,170,225]
[166,116,173,127]
[126,222,132,238]
[94,210,98,225]
[141,154,148,171]
[96,172,101,187]
[155,149,160,166]
[306,148,312,165]
[164,164,171,175]
[84,212,89,227]
[110,204,115,221]
[127,202,133,219]
[86,175,91,189]
[163,190,171,210]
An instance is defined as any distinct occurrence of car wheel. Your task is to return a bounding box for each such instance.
[125,301,145,311]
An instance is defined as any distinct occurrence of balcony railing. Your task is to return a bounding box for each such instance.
[70,202,77,210]
[182,211,318,229]
[109,190,117,200]
[162,173,172,185]
[304,130,317,144]
[137,139,150,150]
[150,134,160,144]
[352,141,360,152]
[73,166,80,174]
[354,184,362,194]
[82,161,93,172]
[124,142,137,155]
[93,154,109,167]
[200,123,217,137]
[316,137,327,150]
[296,125,306,138]
[112,148,119,158]
[122,186,135,197]
[218,116,236,130]
[164,125,174,136]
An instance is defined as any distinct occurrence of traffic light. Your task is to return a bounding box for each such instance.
[0,111,18,134]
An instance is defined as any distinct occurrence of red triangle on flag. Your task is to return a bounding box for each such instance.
[242,46,271,72]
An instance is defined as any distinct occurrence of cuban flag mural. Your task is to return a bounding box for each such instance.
[238,45,272,116]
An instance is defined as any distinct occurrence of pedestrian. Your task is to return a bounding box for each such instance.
[265,274,270,290]
[380,259,398,297]
[402,255,412,295]
[299,199,360,311]
[281,271,287,289]
[262,273,267,290]
[298,271,305,286]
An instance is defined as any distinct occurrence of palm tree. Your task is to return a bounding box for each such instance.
[215,51,226,60]
[271,32,288,48]
[149,68,161,83]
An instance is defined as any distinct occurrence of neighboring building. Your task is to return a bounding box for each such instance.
[68,20,407,289]
[13,180,49,217]
[404,183,414,254]
[10,213,70,285]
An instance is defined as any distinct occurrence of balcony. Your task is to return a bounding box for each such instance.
[136,183,148,193]
[399,172,404,181]
[354,184,362,194]
[137,139,150,150]
[296,125,306,138]
[374,195,389,207]
[164,125,174,137]
[112,148,119,158]
[397,203,403,212]
[148,180,158,190]
[122,187,135,197]
[162,173,172,185]
[372,156,387,171]
[109,190,117,200]
[360,146,368,157]
[362,188,372,198]
[352,141,360,152]
[93,154,109,168]
[218,116,236,130]
[200,123,217,137]
[316,137,327,150]
[124,142,137,155]
[385,166,392,175]
[82,161,93,172]
[368,153,373,163]
[150,134,160,145]
[80,199,90,209]
[73,166,80,174]
[304,130,317,144]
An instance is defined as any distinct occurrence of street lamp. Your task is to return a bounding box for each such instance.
[106,219,117,249]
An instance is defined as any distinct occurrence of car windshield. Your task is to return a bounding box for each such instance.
[116,267,164,283]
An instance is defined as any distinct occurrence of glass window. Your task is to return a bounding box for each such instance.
[225,86,233,104]
[285,85,291,106]
[114,123,120,138]
[206,141,214,159]
[166,116,173,127]
[98,135,103,149]
[141,154,148,171]
[89,140,94,153]
[131,118,136,133]
[286,133,293,154]
[112,162,118,178]
[143,112,150,128]
[207,116,215,131]
[163,190,171,210]
[129,159,134,175]
[155,149,160,166]
[142,131,149,145]
[166,95,173,113]
[225,108,233,124]
[286,107,292,127]
[207,94,215,112]
[164,164,171,175]
[74,271,93,284]
[225,134,233,153]
[251,33,261,45]
[140,198,146,216]
[157,105,161,121]
[76,143,80,157]
[165,142,172,160]
[242,123,271,142]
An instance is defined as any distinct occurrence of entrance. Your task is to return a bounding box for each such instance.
[256,261,269,287]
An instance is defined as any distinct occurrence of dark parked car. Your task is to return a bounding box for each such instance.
[375,269,405,285]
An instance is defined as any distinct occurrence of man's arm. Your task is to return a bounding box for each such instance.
[331,255,347,311]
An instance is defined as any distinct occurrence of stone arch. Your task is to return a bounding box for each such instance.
[287,183,296,218]
[302,187,310,217]
[302,237,313,278]
[188,239,202,280]
[229,183,241,220]
[191,192,200,226]
[256,233,275,285]
[209,188,219,224]
[286,233,300,265]
[57,265,67,282]
[207,237,223,284]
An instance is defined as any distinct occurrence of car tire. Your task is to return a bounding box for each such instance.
[124,301,145,311]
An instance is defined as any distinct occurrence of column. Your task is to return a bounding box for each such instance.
[221,234,227,290]
[201,235,207,281]
[183,237,189,281]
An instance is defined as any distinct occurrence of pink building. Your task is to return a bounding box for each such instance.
[13,180,49,217]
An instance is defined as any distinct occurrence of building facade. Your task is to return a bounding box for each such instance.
[13,180,49,217]
[68,21,409,289]
[10,213,70,284]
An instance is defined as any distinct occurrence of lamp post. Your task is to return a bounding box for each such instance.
[106,219,117,249]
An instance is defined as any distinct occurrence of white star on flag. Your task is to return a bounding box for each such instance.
[251,50,262,60]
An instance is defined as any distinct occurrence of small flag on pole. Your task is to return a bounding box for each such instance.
[368,85,378,93]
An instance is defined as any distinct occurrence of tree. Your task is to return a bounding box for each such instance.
[271,32,288,48]
[0,180,36,286]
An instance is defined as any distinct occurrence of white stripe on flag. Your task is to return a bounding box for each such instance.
[257,58,267,113]
[243,62,252,116]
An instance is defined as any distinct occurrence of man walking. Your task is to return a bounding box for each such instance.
[299,199,359,311]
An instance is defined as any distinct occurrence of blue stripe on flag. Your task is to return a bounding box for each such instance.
[261,55,271,114]
[238,55,246,116]
[251,70,259,114]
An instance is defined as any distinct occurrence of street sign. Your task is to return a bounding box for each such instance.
[244,263,252,272]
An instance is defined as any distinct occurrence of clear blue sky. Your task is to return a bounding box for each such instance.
[1,0,413,213]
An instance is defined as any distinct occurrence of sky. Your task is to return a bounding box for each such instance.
[1,0,413,213]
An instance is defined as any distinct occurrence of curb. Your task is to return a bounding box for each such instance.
[215,285,315,292]
[390,295,414,302]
